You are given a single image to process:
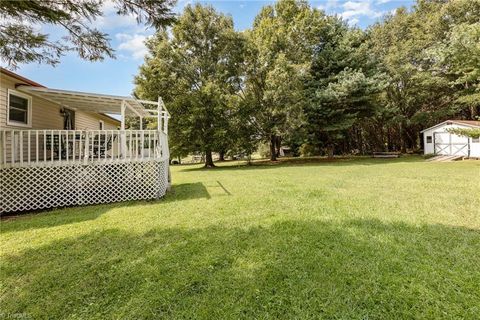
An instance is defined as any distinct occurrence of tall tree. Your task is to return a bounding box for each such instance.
[134,4,244,167]
[0,0,176,69]
[367,0,480,152]
[304,17,386,157]
[243,0,325,160]
[428,22,480,119]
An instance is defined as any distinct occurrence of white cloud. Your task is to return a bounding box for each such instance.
[318,0,339,12]
[376,0,393,4]
[116,33,150,60]
[340,1,383,20]
[90,0,146,32]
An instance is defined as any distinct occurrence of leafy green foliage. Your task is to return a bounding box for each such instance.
[133,0,480,161]
[429,22,480,107]
[135,4,244,167]
[447,128,480,139]
[365,0,480,152]
[243,0,325,160]
[0,0,176,69]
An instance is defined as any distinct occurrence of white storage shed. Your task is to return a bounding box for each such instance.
[421,120,480,158]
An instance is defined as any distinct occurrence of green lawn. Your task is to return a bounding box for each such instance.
[1,157,479,319]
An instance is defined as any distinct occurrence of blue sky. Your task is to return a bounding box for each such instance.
[8,0,414,97]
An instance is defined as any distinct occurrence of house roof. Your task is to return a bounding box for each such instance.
[0,67,45,87]
[421,120,480,133]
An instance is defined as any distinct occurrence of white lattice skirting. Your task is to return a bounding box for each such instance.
[1,160,169,213]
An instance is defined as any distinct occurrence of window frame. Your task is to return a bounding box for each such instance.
[426,135,433,143]
[7,89,32,128]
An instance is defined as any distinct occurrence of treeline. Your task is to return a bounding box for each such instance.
[134,0,480,166]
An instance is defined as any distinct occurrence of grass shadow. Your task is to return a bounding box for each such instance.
[0,205,112,234]
[1,218,478,319]
[1,183,211,233]
[164,182,211,201]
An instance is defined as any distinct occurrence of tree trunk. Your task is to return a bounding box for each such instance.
[270,135,277,161]
[205,150,215,167]
[327,144,334,159]
[399,122,407,153]
[275,136,282,157]
[219,150,225,162]
[177,156,182,164]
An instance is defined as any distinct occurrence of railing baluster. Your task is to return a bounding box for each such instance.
[51,130,54,163]
[140,131,144,160]
[78,131,81,161]
[97,131,100,161]
[104,131,108,161]
[19,131,23,165]
[2,131,6,165]
[84,131,90,165]
[27,131,31,164]
[148,131,151,159]
[65,131,69,162]
[35,131,39,164]
[128,130,133,160]
[136,131,139,160]
[117,130,120,161]
[72,131,76,162]
[90,131,94,161]
[58,130,61,163]
[11,131,15,164]
[44,131,46,163]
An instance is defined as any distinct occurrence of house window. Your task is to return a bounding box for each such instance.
[426,136,432,143]
[99,120,105,130]
[473,137,480,143]
[7,89,32,127]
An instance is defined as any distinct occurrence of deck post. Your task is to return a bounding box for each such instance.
[157,97,163,132]
[120,100,126,158]
[83,131,90,164]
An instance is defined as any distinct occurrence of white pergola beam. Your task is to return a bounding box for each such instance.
[18,85,154,117]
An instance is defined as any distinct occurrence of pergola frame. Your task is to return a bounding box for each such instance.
[17,85,169,133]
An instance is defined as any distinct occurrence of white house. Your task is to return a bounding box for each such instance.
[1,68,171,213]
[421,120,480,158]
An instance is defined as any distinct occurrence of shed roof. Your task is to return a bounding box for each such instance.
[420,120,480,133]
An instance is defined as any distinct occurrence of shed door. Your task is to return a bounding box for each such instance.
[434,132,469,156]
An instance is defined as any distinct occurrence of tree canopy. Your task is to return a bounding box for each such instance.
[0,0,176,69]
[134,4,244,167]
[131,0,480,164]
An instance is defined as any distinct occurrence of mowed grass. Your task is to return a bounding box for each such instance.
[1,157,479,319]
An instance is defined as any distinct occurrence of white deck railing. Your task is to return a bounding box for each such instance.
[0,129,169,168]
